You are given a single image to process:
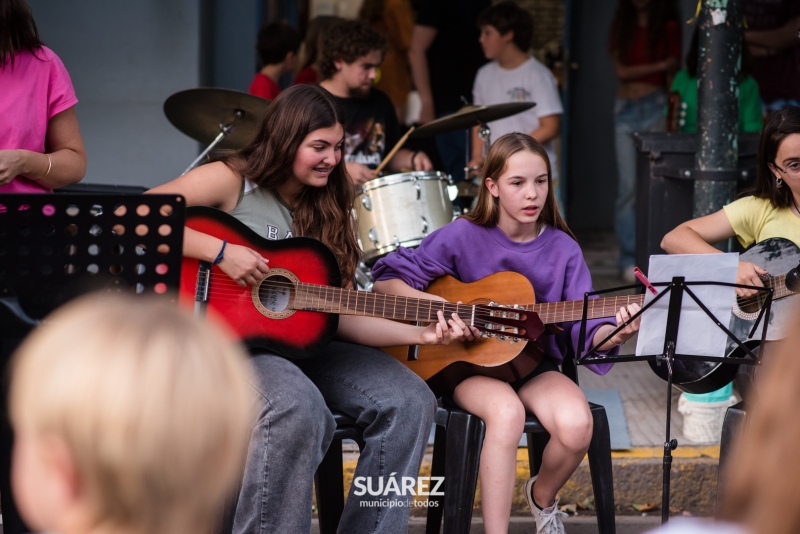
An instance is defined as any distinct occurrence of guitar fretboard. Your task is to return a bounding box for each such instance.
[763,274,792,300]
[292,283,474,323]
[292,282,646,326]
[531,294,645,324]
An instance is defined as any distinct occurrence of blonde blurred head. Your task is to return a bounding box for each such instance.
[9,293,253,534]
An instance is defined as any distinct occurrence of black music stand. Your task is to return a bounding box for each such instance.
[0,193,185,534]
[0,193,185,323]
[575,277,771,525]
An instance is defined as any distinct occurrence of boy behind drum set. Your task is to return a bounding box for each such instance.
[319,19,434,186]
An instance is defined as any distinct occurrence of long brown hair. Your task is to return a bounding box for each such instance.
[0,0,44,68]
[743,106,800,209]
[220,85,360,285]
[297,15,342,74]
[464,133,575,240]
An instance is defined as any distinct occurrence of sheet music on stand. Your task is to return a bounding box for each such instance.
[636,253,738,358]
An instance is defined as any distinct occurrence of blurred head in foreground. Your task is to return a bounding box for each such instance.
[8,293,253,534]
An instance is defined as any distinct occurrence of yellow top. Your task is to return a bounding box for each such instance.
[723,195,800,249]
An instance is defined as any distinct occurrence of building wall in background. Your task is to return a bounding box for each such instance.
[27,0,207,188]
[26,0,265,190]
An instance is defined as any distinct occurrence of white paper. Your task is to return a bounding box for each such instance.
[635,253,738,357]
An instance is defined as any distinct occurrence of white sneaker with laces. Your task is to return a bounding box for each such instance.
[524,476,567,534]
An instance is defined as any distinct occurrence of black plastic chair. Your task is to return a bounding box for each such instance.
[425,352,615,534]
[715,400,747,516]
[424,402,616,534]
[314,361,616,534]
[315,411,366,534]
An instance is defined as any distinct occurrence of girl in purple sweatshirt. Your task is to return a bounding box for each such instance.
[372,133,641,534]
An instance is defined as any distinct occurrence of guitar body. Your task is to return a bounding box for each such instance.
[727,237,800,343]
[649,237,800,393]
[382,272,543,396]
[181,206,341,359]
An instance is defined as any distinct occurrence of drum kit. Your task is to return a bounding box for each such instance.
[163,87,534,287]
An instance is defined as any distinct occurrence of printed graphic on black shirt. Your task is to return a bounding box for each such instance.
[345,118,386,168]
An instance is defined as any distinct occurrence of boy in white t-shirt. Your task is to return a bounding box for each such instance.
[470,1,564,207]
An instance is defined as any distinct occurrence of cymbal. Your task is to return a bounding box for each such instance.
[410,102,536,138]
[164,88,270,149]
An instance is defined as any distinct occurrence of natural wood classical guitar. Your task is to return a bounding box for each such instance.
[381,274,641,394]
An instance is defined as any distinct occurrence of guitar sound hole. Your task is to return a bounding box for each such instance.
[258,274,293,313]
[738,294,764,314]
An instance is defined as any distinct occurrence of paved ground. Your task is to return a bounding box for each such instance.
[312,515,666,534]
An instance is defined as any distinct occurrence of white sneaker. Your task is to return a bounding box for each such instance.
[524,476,567,534]
[621,265,637,284]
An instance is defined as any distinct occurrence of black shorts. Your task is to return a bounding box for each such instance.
[441,358,562,401]
[510,357,561,391]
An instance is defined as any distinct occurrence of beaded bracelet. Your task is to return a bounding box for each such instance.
[212,240,227,265]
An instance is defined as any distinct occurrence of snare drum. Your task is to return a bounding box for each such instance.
[356,171,456,265]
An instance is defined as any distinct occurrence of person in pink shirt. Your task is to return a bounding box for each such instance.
[0,0,86,193]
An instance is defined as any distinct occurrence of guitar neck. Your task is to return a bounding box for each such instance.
[294,283,471,323]
[765,273,793,300]
[297,284,648,325]
[532,294,646,324]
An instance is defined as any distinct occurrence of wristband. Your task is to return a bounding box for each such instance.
[212,240,227,265]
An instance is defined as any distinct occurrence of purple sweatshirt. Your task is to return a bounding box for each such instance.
[371,218,617,375]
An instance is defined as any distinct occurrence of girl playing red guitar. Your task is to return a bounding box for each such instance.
[148,84,469,533]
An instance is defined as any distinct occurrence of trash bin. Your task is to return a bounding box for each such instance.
[632,132,759,270]
[678,384,737,444]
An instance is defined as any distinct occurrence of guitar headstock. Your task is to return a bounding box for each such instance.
[473,303,545,343]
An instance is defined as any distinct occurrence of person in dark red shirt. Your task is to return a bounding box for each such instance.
[609,0,681,282]
[248,22,301,101]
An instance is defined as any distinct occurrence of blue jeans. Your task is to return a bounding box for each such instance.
[613,90,666,270]
[233,342,437,534]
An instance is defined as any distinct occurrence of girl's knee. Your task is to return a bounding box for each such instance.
[553,407,593,451]
[484,402,526,444]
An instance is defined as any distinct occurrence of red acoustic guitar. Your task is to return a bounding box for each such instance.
[180,207,544,361]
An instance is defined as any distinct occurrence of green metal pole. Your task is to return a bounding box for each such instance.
[694,0,742,224]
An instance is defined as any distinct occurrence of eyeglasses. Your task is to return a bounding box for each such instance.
[774,161,800,179]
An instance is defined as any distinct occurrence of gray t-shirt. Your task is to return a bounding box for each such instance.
[230,179,294,240]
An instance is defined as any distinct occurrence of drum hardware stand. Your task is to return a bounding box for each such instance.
[182,110,245,174]
[576,277,770,524]
[476,119,492,162]
[355,261,374,291]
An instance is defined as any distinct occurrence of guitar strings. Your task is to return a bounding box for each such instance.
[193,274,532,321]
[192,273,648,325]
